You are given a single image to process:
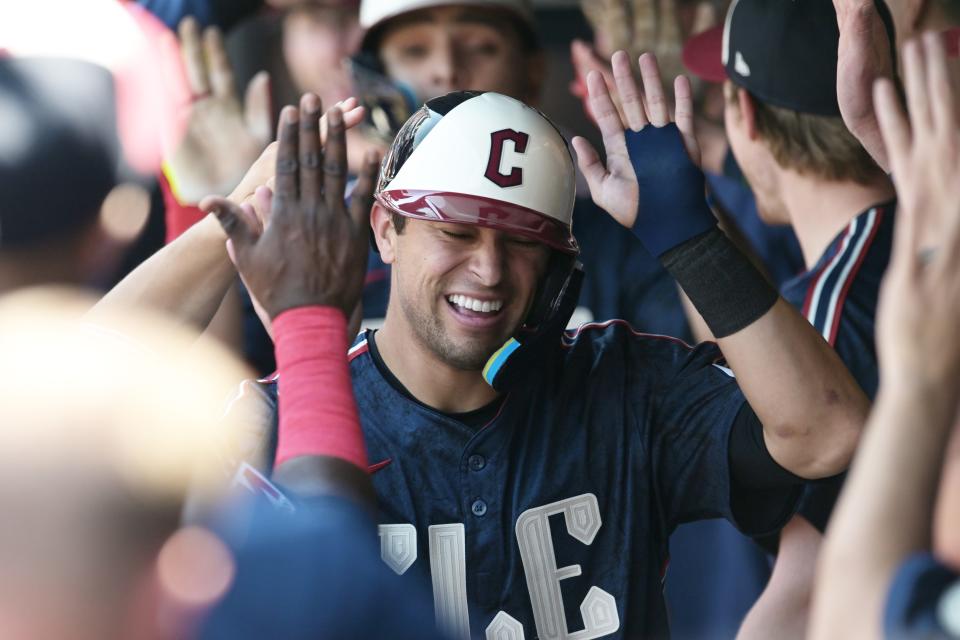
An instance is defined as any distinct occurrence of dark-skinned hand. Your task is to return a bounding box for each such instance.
[201,94,379,320]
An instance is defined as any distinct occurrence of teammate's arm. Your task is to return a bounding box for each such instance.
[573,51,868,480]
[810,34,960,640]
[208,93,380,508]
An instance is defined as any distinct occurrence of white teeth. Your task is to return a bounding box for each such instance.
[446,295,503,314]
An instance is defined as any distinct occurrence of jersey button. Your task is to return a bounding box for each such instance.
[468,454,486,471]
[471,499,488,517]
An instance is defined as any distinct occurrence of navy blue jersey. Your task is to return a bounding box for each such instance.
[363,198,692,342]
[239,323,798,638]
[884,553,960,639]
[781,202,894,399]
[779,201,894,533]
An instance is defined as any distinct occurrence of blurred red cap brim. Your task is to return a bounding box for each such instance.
[682,25,726,84]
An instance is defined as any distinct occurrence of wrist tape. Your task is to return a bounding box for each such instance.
[662,228,779,338]
[274,307,367,471]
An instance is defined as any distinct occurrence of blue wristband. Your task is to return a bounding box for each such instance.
[626,123,717,257]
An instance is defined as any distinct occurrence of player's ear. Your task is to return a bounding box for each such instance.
[371,203,398,264]
[737,88,760,141]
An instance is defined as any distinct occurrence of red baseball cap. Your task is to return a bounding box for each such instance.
[682,25,726,84]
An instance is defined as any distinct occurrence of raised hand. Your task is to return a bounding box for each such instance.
[202,94,380,320]
[571,50,701,229]
[226,96,367,226]
[164,16,272,204]
[834,0,896,172]
[570,39,623,125]
[874,33,960,387]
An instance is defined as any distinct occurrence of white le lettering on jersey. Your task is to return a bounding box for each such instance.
[376,493,619,640]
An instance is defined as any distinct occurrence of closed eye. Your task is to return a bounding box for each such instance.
[507,235,538,247]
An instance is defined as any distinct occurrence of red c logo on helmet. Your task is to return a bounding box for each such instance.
[485,129,529,188]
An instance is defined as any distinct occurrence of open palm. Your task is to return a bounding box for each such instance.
[571,51,701,229]
[165,17,272,204]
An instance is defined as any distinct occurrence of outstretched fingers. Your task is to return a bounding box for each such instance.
[586,70,629,160]
[298,94,323,208]
[272,106,300,221]
[201,195,261,253]
[903,39,932,136]
[178,17,210,98]
[674,75,701,165]
[874,78,910,176]
[203,26,235,101]
[611,51,647,131]
[922,32,955,140]
[323,105,348,212]
[244,71,273,145]
[638,53,670,127]
[571,135,607,196]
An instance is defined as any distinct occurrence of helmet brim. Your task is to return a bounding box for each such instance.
[376,189,579,255]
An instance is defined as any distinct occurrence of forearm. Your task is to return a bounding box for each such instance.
[718,298,869,478]
[809,383,957,640]
[660,228,868,478]
[93,214,235,329]
[273,307,374,512]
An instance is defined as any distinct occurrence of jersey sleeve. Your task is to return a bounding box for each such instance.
[648,342,799,537]
[220,378,278,474]
[884,552,960,639]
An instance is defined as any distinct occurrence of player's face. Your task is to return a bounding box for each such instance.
[377,6,538,103]
[723,81,790,225]
[391,219,550,370]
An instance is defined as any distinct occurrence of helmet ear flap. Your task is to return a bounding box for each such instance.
[482,256,583,391]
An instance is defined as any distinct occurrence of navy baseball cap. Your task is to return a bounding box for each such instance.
[0,57,119,248]
[683,0,896,117]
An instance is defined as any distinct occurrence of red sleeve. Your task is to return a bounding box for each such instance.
[158,170,205,243]
[273,306,367,471]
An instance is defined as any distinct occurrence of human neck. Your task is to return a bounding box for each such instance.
[0,253,85,294]
[375,311,501,414]
[778,170,895,269]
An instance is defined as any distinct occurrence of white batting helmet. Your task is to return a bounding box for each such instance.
[360,0,534,31]
[359,0,536,51]
[375,91,578,254]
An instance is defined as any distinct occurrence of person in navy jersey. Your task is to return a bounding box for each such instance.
[355,0,692,341]
[216,29,873,632]
[683,0,897,636]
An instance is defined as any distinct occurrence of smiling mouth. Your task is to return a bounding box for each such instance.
[446,294,504,315]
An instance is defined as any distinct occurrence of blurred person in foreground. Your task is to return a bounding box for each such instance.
[810,32,960,640]
[0,46,439,636]
[0,292,247,640]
